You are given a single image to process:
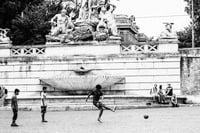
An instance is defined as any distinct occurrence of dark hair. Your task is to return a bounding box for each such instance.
[159,85,162,89]
[14,89,20,93]
[4,89,8,94]
[43,87,47,91]
[96,84,102,90]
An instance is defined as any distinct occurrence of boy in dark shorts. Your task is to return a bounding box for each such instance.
[41,87,47,122]
[86,84,116,123]
[11,89,20,127]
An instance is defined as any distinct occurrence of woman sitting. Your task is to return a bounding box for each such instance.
[157,85,166,104]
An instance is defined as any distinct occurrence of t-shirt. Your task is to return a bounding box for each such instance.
[11,95,18,110]
[166,87,173,96]
[41,92,47,106]
[90,89,103,103]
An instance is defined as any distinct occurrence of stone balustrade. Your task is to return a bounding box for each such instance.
[120,42,158,54]
[0,38,179,57]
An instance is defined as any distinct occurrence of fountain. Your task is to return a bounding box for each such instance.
[40,67,125,95]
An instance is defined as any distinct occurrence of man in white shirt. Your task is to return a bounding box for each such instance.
[41,87,47,122]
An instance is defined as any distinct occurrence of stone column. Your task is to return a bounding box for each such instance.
[0,42,12,57]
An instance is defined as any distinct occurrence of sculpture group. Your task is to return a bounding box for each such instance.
[46,0,119,43]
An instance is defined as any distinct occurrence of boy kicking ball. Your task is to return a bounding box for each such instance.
[86,84,116,123]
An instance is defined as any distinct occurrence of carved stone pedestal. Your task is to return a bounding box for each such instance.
[158,38,179,53]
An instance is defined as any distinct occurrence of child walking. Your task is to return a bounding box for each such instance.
[41,87,48,122]
[11,89,20,127]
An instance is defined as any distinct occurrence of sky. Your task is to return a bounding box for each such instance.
[111,0,191,37]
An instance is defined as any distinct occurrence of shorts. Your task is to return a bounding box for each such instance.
[41,105,47,113]
[93,101,104,110]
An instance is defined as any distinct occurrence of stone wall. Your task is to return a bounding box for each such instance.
[0,53,180,98]
[180,48,200,95]
[0,40,181,98]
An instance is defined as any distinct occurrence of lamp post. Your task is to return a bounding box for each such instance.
[192,0,195,48]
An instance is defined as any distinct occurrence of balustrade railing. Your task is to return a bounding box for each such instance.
[10,43,159,56]
[120,43,158,53]
[11,47,45,56]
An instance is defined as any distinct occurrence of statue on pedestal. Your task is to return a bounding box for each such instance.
[160,22,177,39]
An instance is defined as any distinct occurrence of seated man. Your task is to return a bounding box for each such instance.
[165,83,173,96]
[171,94,179,107]
[150,84,159,102]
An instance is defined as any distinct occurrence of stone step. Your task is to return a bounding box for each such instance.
[1,95,187,111]
[5,95,187,105]
[0,103,183,111]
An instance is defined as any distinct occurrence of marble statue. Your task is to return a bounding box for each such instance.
[77,0,100,21]
[0,28,11,43]
[104,4,118,36]
[95,17,109,41]
[160,22,177,39]
[77,0,88,21]
[50,9,69,36]
[47,0,119,43]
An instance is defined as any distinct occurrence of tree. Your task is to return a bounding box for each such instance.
[0,0,44,28]
[177,25,192,48]
[178,0,200,47]
[9,1,62,45]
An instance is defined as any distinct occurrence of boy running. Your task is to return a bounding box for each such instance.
[11,89,20,127]
[41,87,48,122]
[86,84,116,123]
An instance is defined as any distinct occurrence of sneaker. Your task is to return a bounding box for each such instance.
[11,123,19,127]
[42,120,48,123]
[97,118,103,123]
[112,106,116,112]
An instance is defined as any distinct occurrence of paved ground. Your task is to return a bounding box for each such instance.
[0,106,200,133]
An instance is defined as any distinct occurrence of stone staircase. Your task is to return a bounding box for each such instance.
[1,95,187,111]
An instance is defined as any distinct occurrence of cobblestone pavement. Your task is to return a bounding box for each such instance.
[0,106,200,133]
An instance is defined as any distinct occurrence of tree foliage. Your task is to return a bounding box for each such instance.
[9,1,62,45]
[0,0,62,45]
[0,0,44,28]
[178,0,200,47]
[177,25,192,48]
